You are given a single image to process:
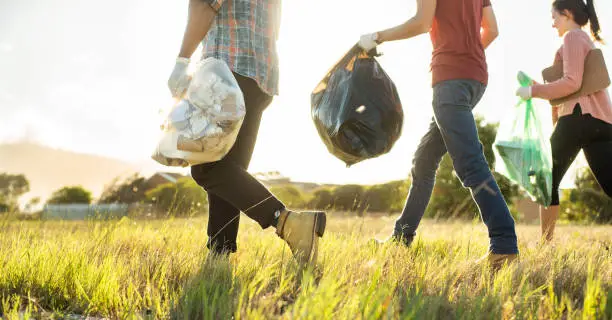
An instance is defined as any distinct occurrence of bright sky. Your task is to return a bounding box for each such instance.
[0,0,610,185]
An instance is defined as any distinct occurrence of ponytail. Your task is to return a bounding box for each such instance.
[585,0,603,42]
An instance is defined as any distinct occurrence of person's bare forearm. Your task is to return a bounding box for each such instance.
[378,17,430,43]
[377,0,436,43]
[480,29,498,49]
[178,0,217,59]
[480,6,498,50]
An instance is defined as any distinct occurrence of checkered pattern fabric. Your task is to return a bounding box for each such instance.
[202,0,281,96]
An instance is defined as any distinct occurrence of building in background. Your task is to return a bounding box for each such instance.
[253,171,337,192]
[146,172,184,189]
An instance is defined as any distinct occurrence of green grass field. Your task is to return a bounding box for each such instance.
[0,215,610,319]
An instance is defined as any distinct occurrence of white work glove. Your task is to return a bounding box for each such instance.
[167,57,191,99]
[516,86,533,100]
[358,32,380,52]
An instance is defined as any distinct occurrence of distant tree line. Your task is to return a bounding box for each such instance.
[1,116,611,222]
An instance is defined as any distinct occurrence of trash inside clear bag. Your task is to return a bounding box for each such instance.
[152,58,246,167]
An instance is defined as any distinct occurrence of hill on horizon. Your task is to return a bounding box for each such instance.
[0,142,146,204]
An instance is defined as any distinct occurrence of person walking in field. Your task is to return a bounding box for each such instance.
[358,0,519,268]
[167,0,326,265]
[515,0,612,242]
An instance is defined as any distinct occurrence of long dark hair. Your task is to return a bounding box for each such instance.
[553,0,603,42]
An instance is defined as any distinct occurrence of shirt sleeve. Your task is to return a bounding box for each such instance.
[532,31,589,100]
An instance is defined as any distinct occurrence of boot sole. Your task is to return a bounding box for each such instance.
[314,211,326,237]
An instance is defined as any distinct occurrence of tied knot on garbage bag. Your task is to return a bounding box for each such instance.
[152,58,246,167]
[311,44,403,167]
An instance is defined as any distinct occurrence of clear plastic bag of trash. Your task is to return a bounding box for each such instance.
[152,58,246,167]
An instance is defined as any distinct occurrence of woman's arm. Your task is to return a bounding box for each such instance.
[531,31,589,100]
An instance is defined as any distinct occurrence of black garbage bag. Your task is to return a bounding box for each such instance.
[311,44,403,167]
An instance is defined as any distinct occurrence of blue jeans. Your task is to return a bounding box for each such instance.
[395,79,518,254]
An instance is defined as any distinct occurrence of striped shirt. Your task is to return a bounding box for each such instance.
[202,0,281,96]
[532,29,612,124]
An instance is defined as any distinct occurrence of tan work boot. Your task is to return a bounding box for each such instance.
[477,252,518,271]
[276,209,326,266]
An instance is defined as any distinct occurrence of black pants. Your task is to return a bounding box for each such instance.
[550,104,612,205]
[191,73,285,253]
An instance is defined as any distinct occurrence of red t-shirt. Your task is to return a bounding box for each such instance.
[430,0,491,86]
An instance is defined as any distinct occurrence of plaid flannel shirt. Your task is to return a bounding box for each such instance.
[202,0,281,96]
